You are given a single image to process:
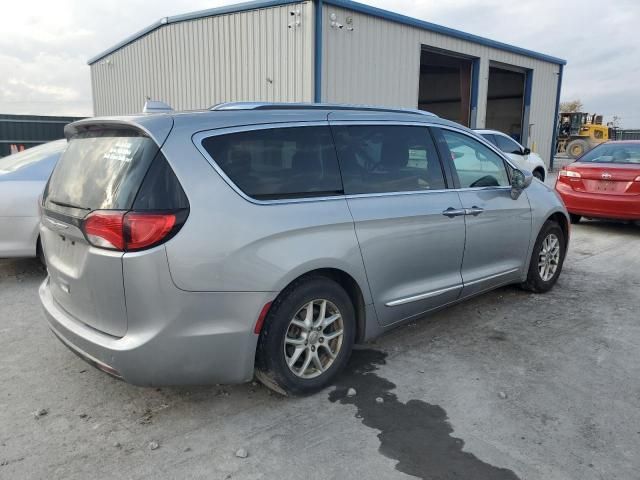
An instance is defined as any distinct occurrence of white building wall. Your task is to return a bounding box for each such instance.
[90,1,315,116]
[321,4,560,163]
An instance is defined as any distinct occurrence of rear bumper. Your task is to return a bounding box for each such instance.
[39,276,274,386]
[556,184,640,220]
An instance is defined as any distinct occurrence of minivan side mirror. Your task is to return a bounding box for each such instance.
[522,147,531,155]
[510,169,533,199]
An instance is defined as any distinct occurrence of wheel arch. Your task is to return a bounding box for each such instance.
[523,197,571,279]
[548,211,569,251]
[533,166,546,181]
[272,267,368,344]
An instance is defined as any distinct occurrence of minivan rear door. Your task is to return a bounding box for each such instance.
[330,121,466,326]
[41,124,169,337]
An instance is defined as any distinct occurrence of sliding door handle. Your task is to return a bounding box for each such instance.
[465,206,484,216]
[442,207,466,218]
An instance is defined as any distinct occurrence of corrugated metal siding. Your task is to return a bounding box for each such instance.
[0,115,83,157]
[321,5,560,165]
[91,2,314,116]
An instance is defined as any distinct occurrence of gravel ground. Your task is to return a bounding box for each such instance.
[1,216,640,480]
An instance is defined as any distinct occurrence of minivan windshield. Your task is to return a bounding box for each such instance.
[579,143,640,164]
[44,129,159,213]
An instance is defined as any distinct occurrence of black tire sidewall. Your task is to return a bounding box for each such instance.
[526,221,566,292]
[257,277,356,395]
[36,238,46,268]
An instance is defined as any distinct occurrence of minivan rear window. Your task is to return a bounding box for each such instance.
[44,129,159,214]
[201,126,343,200]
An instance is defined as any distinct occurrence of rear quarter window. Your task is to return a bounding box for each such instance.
[201,126,343,200]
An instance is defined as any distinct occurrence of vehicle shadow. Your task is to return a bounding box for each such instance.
[575,218,640,235]
[0,257,45,279]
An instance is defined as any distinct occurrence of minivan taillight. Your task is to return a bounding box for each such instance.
[84,211,126,250]
[83,210,184,252]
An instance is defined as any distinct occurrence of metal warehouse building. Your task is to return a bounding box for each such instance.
[88,0,566,166]
[0,114,84,157]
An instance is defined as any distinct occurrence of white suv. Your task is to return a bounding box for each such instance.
[475,129,547,181]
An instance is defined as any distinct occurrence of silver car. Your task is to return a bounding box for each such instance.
[39,103,569,395]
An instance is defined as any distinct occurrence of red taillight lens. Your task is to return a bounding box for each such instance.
[82,210,181,252]
[84,211,125,250]
[558,169,581,178]
[125,213,176,251]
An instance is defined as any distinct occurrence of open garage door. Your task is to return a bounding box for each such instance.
[486,64,528,144]
[418,48,472,127]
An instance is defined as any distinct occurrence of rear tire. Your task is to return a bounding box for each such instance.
[569,213,581,224]
[255,276,356,396]
[521,220,566,293]
[566,139,589,159]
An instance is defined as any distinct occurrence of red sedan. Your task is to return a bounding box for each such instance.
[555,141,640,223]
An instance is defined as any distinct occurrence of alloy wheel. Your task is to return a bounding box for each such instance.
[538,233,561,281]
[283,299,344,379]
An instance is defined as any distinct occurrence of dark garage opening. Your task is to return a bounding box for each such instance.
[485,65,526,143]
[418,49,472,126]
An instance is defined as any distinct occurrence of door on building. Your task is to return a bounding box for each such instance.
[418,48,473,127]
[485,64,530,145]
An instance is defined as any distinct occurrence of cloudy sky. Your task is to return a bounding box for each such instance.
[1,0,638,125]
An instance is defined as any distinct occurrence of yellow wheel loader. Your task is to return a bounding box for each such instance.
[556,112,610,158]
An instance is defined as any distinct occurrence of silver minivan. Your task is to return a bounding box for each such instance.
[39,103,569,395]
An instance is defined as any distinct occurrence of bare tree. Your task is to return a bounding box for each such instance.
[559,100,583,113]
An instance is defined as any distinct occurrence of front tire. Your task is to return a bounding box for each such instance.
[566,139,589,159]
[521,220,566,293]
[255,276,355,396]
[533,169,545,181]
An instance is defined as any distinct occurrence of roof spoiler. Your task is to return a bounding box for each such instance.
[143,100,173,113]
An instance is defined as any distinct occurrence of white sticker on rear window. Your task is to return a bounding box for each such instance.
[103,140,135,163]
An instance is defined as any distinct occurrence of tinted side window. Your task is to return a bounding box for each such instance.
[201,126,342,200]
[494,134,522,154]
[332,125,446,194]
[440,130,510,188]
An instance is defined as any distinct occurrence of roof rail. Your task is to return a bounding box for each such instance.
[210,102,437,117]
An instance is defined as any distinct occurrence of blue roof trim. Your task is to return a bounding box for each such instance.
[87,0,302,65]
[549,64,564,170]
[88,0,567,67]
[323,0,567,66]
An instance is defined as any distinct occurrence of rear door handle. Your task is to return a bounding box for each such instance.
[442,207,466,218]
[465,206,484,216]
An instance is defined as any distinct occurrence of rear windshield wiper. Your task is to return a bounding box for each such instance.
[48,198,91,210]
